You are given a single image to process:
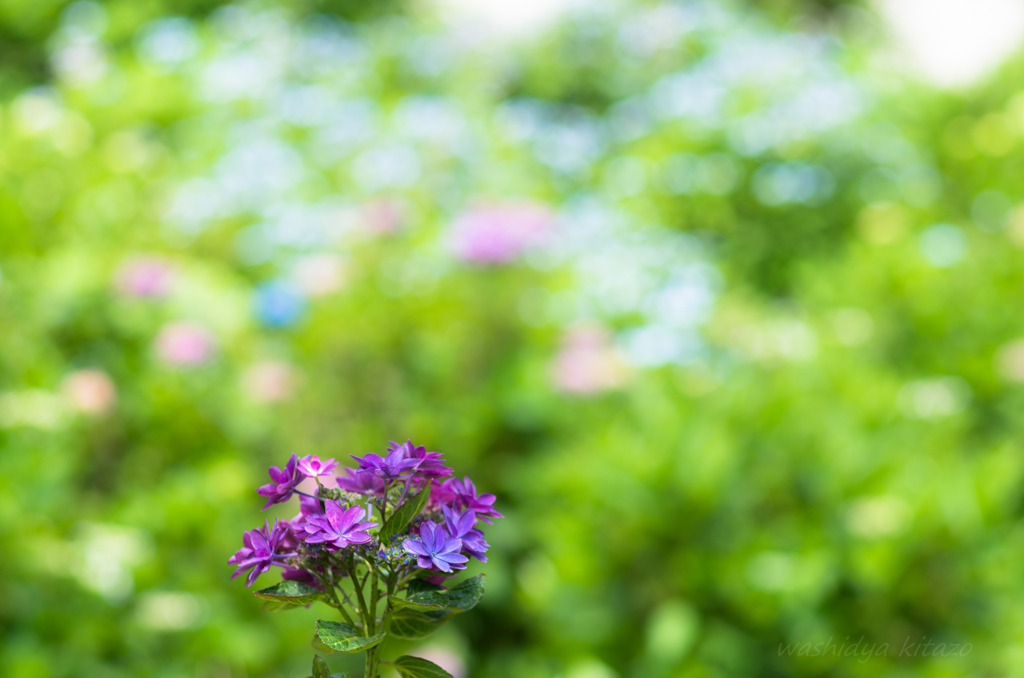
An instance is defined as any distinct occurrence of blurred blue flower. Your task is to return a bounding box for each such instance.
[253,280,307,328]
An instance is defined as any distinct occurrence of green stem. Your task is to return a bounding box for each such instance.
[350,556,372,629]
[326,567,358,627]
[382,573,397,636]
[370,571,379,633]
[363,568,398,678]
[368,639,385,675]
[366,574,397,678]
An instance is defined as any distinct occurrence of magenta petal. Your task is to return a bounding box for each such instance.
[324,500,346,531]
[246,562,268,586]
[232,556,265,571]
[304,531,332,544]
[300,495,324,516]
[228,547,253,565]
[305,514,332,532]
[337,505,364,532]
[249,534,269,553]
[257,483,279,497]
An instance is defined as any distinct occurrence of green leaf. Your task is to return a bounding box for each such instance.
[388,593,448,612]
[380,489,430,545]
[263,599,302,613]
[312,634,336,655]
[445,575,485,612]
[389,579,449,611]
[315,620,386,653]
[307,656,351,678]
[313,655,331,678]
[388,608,450,639]
[389,575,485,613]
[406,578,446,596]
[254,580,327,606]
[392,655,453,678]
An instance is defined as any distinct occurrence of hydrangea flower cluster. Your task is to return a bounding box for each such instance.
[229,440,500,678]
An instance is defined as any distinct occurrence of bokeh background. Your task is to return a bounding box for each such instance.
[5,0,1024,676]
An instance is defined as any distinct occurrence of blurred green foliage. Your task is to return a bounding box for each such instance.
[0,0,405,92]
[2,1,1024,678]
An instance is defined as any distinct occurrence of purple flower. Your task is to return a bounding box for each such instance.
[336,468,387,495]
[257,454,300,510]
[302,500,378,550]
[403,521,469,573]
[299,493,324,516]
[298,455,338,480]
[427,478,457,510]
[277,520,303,551]
[443,477,503,524]
[289,494,325,530]
[442,506,489,562]
[281,567,323,590]
[228,519,298,587]
[389,440,453,480]
[351,445,421,483]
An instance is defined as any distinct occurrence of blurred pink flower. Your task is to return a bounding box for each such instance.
[242,361,298,403]
[62,369,117,415]
[115,256,175,298]
[450,201,554,264]
[155,322,215,367]
[363,199,406,235]
[551,325,629,395]
[415,646,466,678]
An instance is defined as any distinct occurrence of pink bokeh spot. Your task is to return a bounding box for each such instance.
[155,322,215,367]
[243,361,297,403]
[415,646,466,678]
[62,369,117,415]
[450,201,554,264]
[116,256,175,298]
[362,199,406,235]
[551,325,629,395]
